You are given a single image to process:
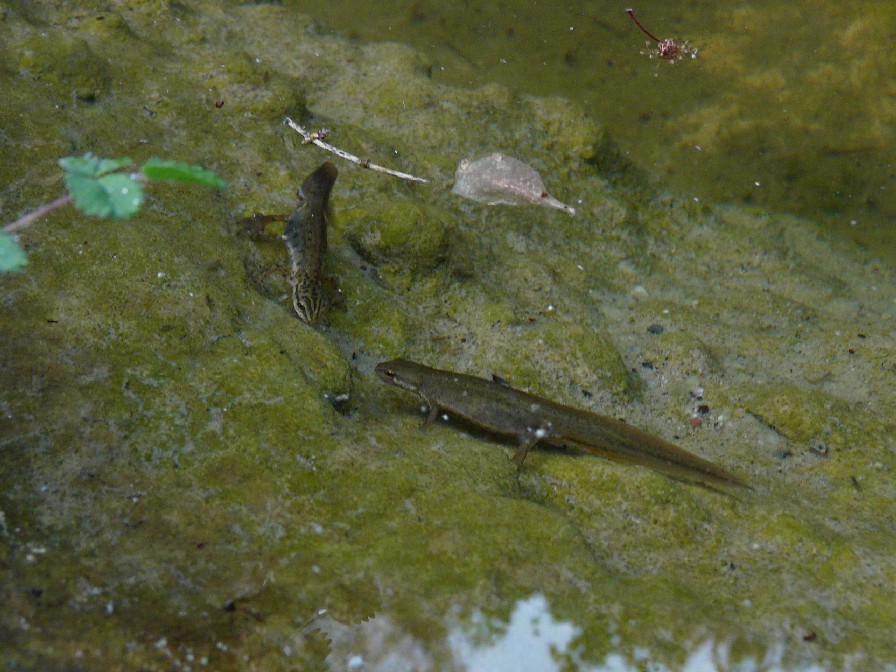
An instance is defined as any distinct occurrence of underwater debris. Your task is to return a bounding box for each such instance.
[451,153,576,216]
[626,8,698,63]
[284,117,428,183]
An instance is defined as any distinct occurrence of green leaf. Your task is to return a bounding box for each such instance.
[100,173,145,218]
[59,154,133,178]
[0,232,28,272]
[141,158,227,189]
[65,171,145,218]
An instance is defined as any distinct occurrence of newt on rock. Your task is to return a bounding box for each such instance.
[375,358,747,490]
[284,161,338,323]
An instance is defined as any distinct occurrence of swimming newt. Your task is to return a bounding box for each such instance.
[375,358,747,490]
[284,161,338,323]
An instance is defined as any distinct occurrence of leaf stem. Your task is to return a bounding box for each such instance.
[3,194,73,233]
[626,8,661,44]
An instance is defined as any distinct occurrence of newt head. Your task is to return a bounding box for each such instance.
[375,358,423,393]
[297,161,338,210]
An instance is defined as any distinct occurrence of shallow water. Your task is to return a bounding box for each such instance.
[2,2,896,670]
[292,0,896,257]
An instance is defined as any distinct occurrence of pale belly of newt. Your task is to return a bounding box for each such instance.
[375,358,747,490]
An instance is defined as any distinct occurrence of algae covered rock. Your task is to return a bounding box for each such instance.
[342,199,451,282]
[489,317,639,402]
[521,95,607,166]
[17,32,109,101]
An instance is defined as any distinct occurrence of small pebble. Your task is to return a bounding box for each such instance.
[809,440,828,457]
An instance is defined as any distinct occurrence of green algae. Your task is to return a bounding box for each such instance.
[477,316,639,402]
[2,1,896,670]
[743,383,871,449]
[342,199,452,288]
[17,32,109,102]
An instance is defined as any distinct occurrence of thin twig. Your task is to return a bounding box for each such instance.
[284,117,429,184]
[4,194,72,233]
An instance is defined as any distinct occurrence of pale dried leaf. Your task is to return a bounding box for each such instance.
[452,152,575,216]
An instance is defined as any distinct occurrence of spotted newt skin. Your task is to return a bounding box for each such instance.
[284,161,338,323]
[375,358,747,490]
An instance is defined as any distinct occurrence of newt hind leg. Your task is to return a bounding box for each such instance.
[512,421,556,468]
[512,432,541,469]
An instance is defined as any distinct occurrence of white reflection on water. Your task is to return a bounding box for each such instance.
[446,594,829,672]
[321,594,832,671]
[448,594,580,672]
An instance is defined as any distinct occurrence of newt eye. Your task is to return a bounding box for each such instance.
[383,369,396,379]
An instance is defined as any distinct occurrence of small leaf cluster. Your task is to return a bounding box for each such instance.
[1,154,227,273]
[61,155,228,219]
[61,155,144,218]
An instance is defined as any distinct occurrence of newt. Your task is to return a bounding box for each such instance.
[375,358,747,490]
[283,161,338,323]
